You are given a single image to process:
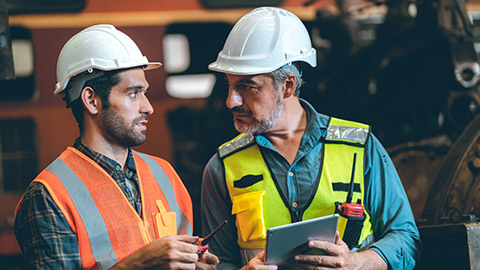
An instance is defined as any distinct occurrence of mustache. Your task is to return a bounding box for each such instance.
[134,114,148,123]
[230,106,252,115]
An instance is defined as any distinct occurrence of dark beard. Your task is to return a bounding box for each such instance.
[101,107,147,147]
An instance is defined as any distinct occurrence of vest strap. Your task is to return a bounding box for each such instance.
[326,118,369,145]
[219,133,255,158]
[134,151,193,235]
[46,158,118,269]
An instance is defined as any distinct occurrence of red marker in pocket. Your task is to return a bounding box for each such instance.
[196,220,228,257]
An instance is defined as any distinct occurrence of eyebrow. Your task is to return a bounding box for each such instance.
[124,85,146,92]
[235,78,257,85]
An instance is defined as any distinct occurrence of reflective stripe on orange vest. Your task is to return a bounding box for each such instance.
[46,157,118,268]
[134,151,193,235]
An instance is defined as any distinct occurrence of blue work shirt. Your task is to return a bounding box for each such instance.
[201,99,421,269]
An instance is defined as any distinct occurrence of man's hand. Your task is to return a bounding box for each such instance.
[196,251,219,270]
[241,250,278,270]
[294,231,387,270]
[112,234,201,269]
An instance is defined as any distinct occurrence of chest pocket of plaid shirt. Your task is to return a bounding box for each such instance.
[232,190,266,242]
[153,200,177,238]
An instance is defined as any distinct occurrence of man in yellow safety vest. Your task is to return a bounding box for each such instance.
[201,7,421,270]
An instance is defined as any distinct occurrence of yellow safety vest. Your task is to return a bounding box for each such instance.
[220,117,374,250]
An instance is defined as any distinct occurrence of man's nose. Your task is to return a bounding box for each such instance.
[226,88,243,109]
[141,95,154,115]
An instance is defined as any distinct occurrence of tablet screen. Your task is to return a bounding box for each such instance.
[264,214,339,267]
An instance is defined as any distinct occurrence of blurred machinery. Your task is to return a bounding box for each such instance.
[303,0,480,222]
[303,0,479,146]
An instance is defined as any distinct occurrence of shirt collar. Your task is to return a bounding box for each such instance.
[299,98,329,146]
[73,137,137,176]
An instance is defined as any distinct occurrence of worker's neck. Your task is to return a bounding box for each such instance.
[80,131,129,169]
[263,98,306,164]
[264,97,306,140]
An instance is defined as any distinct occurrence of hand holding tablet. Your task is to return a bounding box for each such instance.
[264,214,339,268]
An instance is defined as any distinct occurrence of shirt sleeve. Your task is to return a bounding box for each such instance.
[363,134,422,270]
[201,154,243,269]
[14,182,82,269]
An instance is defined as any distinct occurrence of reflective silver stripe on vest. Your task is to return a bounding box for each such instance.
[46,158,118,270]
[133,151,193,235]
[218,133,254,158]
[326,125,368,144]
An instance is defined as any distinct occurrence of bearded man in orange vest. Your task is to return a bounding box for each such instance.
[14,24,219,270]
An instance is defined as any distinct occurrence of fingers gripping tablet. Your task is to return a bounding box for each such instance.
[264,214,339,267]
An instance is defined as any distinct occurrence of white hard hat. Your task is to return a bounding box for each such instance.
[209,7,316,75]
[54,24,161,96]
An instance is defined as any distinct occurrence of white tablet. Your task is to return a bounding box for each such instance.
[264,214,339,267]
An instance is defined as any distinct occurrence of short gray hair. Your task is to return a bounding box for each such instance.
[268,62,304,96]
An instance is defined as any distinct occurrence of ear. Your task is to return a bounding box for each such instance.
[283,74,297,98]
[81,86,101,115]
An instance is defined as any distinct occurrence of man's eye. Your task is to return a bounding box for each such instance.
[238,85,254,91]
[129,91,138,98]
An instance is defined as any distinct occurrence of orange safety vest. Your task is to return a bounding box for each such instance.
[16,147,193,269]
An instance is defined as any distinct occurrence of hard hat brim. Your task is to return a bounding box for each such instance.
[54,62,162,95]
[208,52,317,76]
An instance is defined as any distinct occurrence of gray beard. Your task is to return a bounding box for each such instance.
[235,99,284,135]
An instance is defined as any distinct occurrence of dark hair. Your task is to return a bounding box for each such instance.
[268,62,304,96]
[65,69,121,133]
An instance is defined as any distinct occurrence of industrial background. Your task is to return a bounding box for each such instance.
[1,0,480,268]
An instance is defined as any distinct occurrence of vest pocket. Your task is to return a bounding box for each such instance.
[153,200,177,238]
[231,190,266,242]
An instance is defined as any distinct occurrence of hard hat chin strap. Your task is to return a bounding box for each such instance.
[65,69,104,103]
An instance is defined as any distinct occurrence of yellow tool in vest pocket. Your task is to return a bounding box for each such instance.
[334,153,366,249]
[153,200,177,238]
